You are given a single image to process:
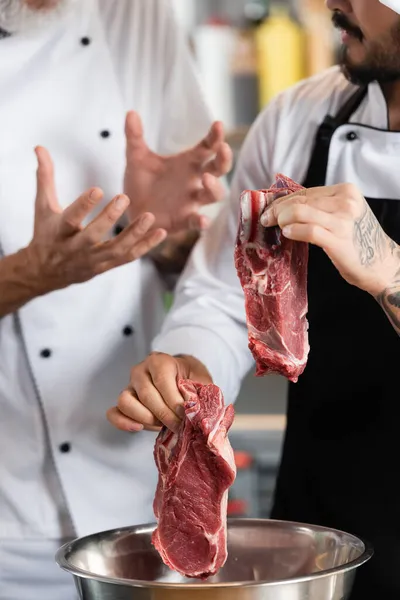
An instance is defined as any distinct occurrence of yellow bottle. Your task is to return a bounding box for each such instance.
[255,4,306,108]
[300,0,336,77]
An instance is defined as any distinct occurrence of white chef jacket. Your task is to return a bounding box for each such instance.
[0,0,213,550]
[153,66,400,401]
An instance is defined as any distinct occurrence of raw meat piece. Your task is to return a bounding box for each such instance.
[152,379,236,579]
[234,173,309,382]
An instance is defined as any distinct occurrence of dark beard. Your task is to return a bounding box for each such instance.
[332,11,400,85]
[340,46,400,85]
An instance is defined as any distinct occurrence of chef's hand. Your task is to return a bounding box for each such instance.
[123,111,232,233]
[26,147,167,294]
[107,353,212,433]
[260,183,399,297]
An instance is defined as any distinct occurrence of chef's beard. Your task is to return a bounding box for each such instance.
[0,0,78,34]
[333,11,400,85]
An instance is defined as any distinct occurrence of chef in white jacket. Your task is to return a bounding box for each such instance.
[0,0,232,598]
[110,1,400,598]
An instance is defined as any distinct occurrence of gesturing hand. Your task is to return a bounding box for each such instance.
[27,146,167,294]
[124,112,233,233]
[261,183,399,297]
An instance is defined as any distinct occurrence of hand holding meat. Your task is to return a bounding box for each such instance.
[261,183,400,298]
[24,147,166,295]
[107,352,212,433]
[124,112,232,233]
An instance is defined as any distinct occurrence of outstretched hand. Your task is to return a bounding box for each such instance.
[124,111,233,233]
[26,146,166,294]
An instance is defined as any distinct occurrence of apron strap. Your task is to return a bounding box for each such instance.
[302,85,368,188]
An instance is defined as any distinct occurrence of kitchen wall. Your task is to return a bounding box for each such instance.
[236,371,288,414]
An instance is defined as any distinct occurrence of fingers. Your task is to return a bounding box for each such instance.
[60,187,104,236]
[282,223,337,250]
[34,146,61,216]
[106,405,145,433]
[95,212,166,266]
[119,376,181,433]
[120,393,163,431]
[276,204,341,234]
[185,213,211,231]
[81,194,130,243]
[107,354,213,434]
[125,110,148,159]
[261,190,307,227]
[169,171,221,231]
[148,356,186,419]
[195,173,226,206]
[112,354,186,433]
[202,142,233,177]
[261,191,340,227]
[193,121,225,163]
[127,227,167,258]
[106,212,157,254]
[113,388,165,431]
[173,209,211,232]
[261,183,363,227]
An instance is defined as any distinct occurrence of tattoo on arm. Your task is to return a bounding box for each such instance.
[376,258,400,336]
[376,284,400,336]
[353,206,388,266]
[353,204,400,335]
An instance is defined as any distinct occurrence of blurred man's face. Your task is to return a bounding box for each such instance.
[0,0,77,33]
[326,0,400,84]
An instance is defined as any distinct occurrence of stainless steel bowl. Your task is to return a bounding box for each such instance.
[56,518,373,600]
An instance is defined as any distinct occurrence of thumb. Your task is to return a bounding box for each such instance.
[34,146,62,217]
[125,111,149,159]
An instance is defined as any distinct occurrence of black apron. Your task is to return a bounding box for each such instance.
[270,87,400,599]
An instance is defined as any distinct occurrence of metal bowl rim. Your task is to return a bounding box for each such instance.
[55,518,374,590]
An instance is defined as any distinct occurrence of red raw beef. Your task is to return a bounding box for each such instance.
[234,173,309,382]
[152,379,236,579]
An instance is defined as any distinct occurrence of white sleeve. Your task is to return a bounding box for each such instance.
[152,99,281,403]
[156,0,214,155]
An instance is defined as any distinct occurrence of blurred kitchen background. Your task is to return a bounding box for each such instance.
[173,0,341,156]
[170,0,339,518]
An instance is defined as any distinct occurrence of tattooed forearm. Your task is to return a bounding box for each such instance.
[376,273,400,336]
[353,206,388,266]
